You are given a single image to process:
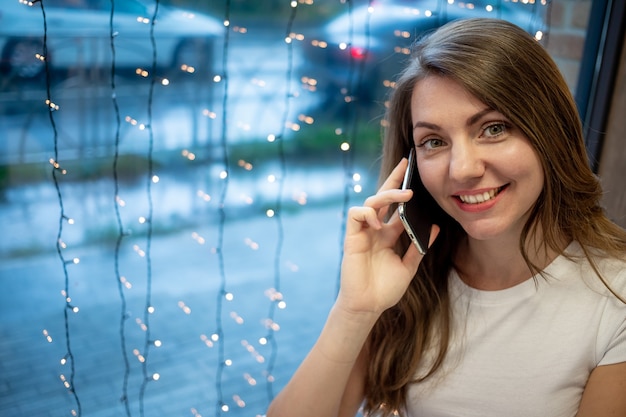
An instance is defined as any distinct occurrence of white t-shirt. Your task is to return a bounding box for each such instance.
[405,242,626,417]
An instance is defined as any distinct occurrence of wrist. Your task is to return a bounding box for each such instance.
[314,305,377,364]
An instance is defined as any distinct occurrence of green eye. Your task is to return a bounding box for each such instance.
[418,138,445,149]
[484,123,506,137]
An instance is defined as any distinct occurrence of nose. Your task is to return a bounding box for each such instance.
[448,140,485,182]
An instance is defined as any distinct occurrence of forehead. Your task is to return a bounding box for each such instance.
[410,76,488,121]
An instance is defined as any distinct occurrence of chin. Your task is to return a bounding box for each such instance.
[459,221,515,242]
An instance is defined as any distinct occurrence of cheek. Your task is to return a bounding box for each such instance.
[529,163,545,198]
[417,159,444,197]
[507,147,545,189]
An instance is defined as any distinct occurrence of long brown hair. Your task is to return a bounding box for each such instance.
[364,18,626,416]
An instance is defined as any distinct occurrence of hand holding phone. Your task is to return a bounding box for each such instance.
[398,148,440,255]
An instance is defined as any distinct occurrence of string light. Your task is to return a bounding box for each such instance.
[213,0,233,412]
[45,99,59,110]
[200,334,215,348]
[43,329,53,343]
[38,0,82,414]
[178,301,192,314]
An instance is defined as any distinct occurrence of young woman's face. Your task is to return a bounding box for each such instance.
[410,75,544,243]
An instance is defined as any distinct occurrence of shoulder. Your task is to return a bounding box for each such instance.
[555,241,626,299]
[561,242,626,366]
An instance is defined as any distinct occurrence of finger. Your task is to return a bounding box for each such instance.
[401,237,422,276]
[364,189,412,224]
[378,210,407,246]
[363,188,413,212]
[428,224,440,249]
[377,158,409,193]
[346,206,382,235]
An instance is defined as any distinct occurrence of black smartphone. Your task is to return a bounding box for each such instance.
[398,148,440,255]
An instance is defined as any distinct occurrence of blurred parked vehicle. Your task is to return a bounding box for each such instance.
[0,0,223,82]
[300,0,547,104]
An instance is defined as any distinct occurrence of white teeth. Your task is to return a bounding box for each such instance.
[459,188,499,204]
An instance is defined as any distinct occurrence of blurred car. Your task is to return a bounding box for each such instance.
[300,0,547,104]
[0,0,223,81]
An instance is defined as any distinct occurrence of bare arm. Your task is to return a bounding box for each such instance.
[265,305,373,417]
[266,159,433,417]
[576,362,626,417]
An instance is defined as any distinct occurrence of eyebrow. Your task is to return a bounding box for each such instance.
[412,108,494,131]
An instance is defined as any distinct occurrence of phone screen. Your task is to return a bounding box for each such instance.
[398,148,440,255]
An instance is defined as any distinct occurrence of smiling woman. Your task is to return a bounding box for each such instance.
[267,17,626,417]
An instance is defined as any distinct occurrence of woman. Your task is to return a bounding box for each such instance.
[267,18,626,417]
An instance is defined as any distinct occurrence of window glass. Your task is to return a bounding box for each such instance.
[0,1,597,416]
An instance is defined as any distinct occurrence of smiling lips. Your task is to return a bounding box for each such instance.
[457,186,505,204]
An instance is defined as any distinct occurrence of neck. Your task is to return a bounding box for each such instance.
[455,230,568,291]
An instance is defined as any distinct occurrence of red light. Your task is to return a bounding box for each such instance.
[350,47,367,60]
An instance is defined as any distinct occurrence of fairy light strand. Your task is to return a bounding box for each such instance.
[335,0,373,295]
[37,0,82,415]
[108,1,132,416]
[261,0,299,403]
[214,0,232,414]
[138,1,160,416]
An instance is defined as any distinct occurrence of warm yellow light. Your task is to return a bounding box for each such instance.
[178,301,192,314]
[201,334,214,347]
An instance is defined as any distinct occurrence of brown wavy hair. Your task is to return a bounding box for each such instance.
[363,18,626,416]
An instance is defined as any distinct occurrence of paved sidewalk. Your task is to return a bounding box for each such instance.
[0,205,345,416]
